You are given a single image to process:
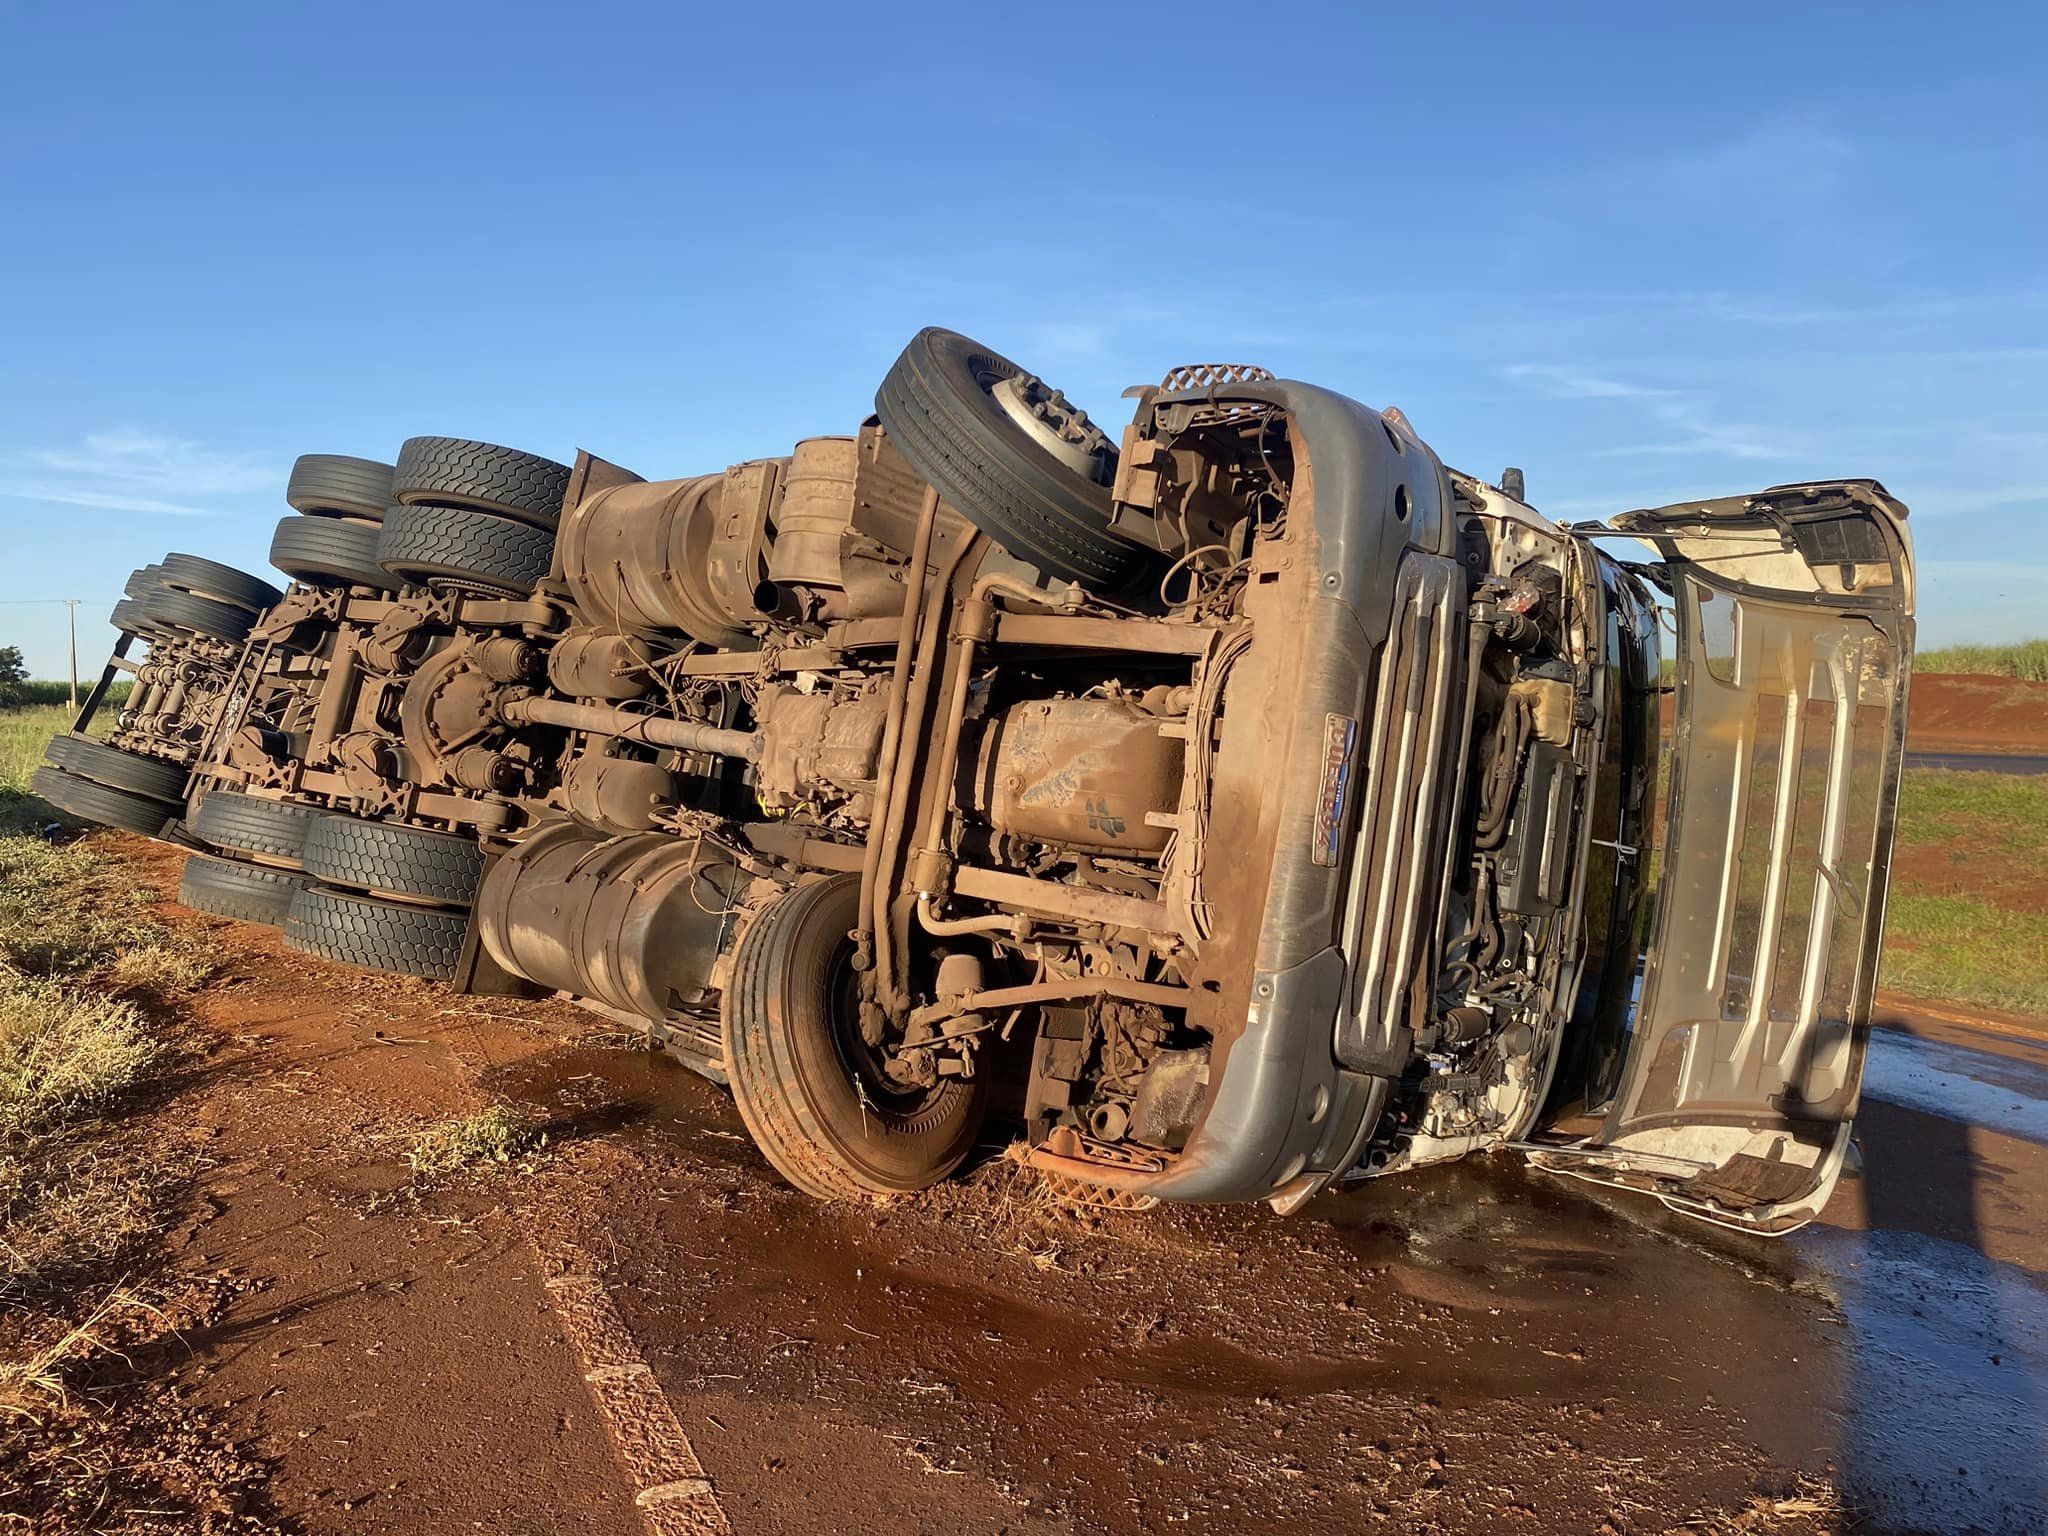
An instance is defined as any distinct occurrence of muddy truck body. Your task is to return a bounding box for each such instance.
[37,330,1916,1235]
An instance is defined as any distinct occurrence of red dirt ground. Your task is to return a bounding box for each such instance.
[1907,674,2048,754]
[1655,671,2048,755]
[65,832,2044,1536]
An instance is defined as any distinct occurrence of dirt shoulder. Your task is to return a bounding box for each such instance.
[12,827,2041,1535]
[100,835,642,1535]
[90,837,1882,1535]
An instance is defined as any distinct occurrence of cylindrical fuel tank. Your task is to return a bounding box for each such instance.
[556,475,750,647]
[970,697,1184,857]
[476,822,744,1019]
[767,436,855,590]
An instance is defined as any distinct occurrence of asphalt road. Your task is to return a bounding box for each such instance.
[156,842,2048,1536]
[1906,749,2048,775]
[478,1003,2048,1536]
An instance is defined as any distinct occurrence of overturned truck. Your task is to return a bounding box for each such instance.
[37,330,1916,1234]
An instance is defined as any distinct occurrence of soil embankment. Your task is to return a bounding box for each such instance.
[1909,674,2048,755]
[1657,671,2048,758]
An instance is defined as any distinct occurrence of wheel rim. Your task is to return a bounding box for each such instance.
[822,943,947,1120]
[987,371,1116,486]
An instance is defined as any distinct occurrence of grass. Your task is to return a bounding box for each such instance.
[0,700,95,782]
[1915,638,2048,681]
[1897,767,2048,854]
[0,703,211,1324]
[0,982,164,1141]
[0,705,278,1525]
[0,829,216,990]
[1881,892,2048,1017]
[1879,767,2048,1016]
[407,1104,546,1175]
[0,882,199,1297]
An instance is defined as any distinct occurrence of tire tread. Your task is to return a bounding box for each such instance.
[283,886,467,979]
[301,816,484,905]
[191,790,320,866]
[179,853,312,926]
[393,437,570,528]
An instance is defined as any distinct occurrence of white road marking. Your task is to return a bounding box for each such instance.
[533,1237,734,1536]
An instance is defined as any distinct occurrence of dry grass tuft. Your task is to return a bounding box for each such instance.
[408,1103,547,1175]
[0,979,166,1141]
[1681,1474,1858,1533]
[0,831,218,991]
[0,1142,166,1296]
[0,1286,155,1423]
[915,1145,1120,1272]
[109,940,219,997]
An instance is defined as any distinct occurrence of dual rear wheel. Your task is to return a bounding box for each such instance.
[269,438,569,598]
[185,792,476,982]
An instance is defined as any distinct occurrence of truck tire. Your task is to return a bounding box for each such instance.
[300,815,484,905]
[138,587,256,644]
[158,553,281,613]
[874,327,1137,589]
[43,735,190,801]
[110,597,171,640]
[287,454,396,521]
[393,436,570,529]
[124,563,165,599]
[179,852,313,926]
[269,515,391,590]
[283,885,467,980]
[191,790,321,867]
[30,765,178,837]
[376,503,553,596]
[723,873,987,1201]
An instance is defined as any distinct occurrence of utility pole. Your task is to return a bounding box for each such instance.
[65,599,79,711]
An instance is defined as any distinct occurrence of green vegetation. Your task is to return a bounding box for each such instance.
[1914,638,2048,681]
[1881,894,2048,1018]
[0,679,130,710]
[0,647,131,710]
[0,704,216,1296]
[1897,769,2048,860]
[408,1104,546,1174]
[0,703,104,829]
[0,982,164,1142]
[1880,767,2048,1017]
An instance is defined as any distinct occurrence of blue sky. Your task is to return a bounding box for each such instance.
[2,1,2042,677]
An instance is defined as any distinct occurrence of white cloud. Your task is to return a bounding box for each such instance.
[1501,363,1800,462]
[1499,364,1675,402]
[0,430,277,517]
[1680,289,2048,331]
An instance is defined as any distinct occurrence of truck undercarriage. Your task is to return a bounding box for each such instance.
[36,329,1915,1234]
